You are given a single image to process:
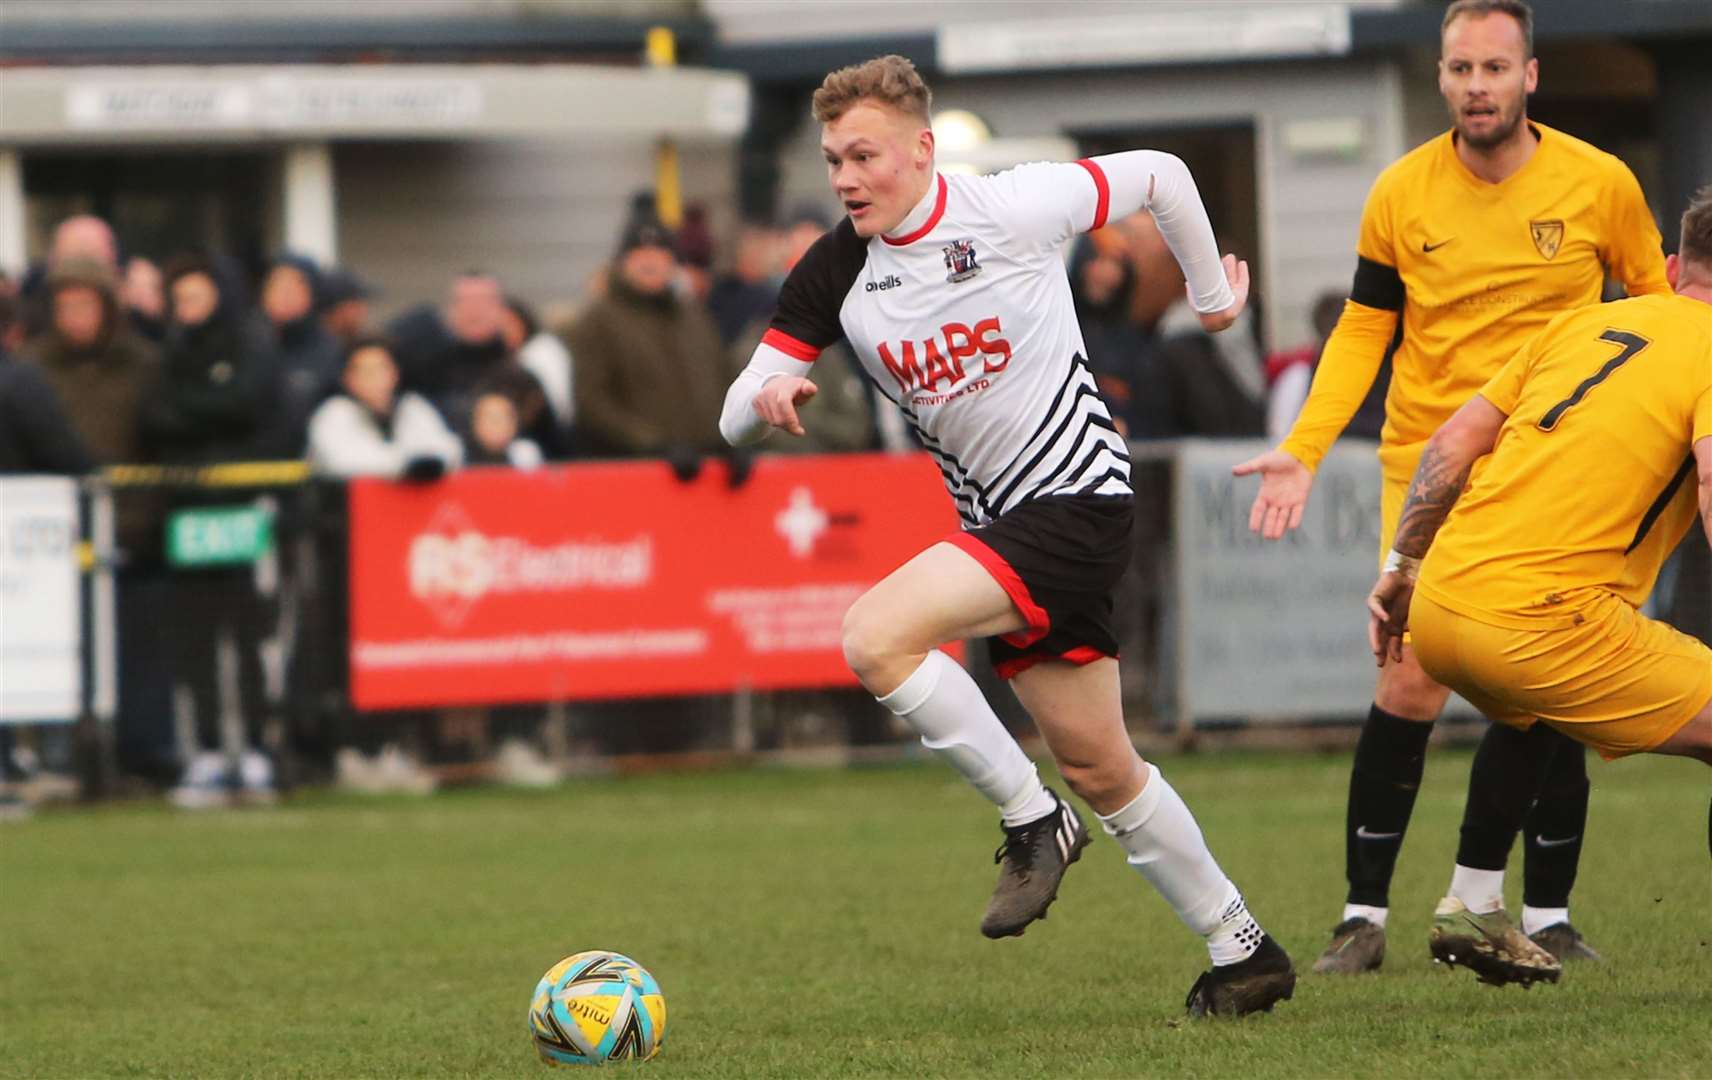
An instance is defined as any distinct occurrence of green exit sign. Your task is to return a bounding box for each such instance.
[167,505,274,567]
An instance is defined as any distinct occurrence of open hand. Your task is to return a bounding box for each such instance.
[1230,448,1313,540]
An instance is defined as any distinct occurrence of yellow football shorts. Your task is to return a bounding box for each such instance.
[1410,589,1712,760]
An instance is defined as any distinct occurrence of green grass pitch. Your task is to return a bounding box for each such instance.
[2,748,1707,1078]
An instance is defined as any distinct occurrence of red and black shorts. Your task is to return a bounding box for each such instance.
[945,493,1134,680]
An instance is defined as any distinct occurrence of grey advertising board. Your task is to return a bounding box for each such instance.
[1170,438,1476,726]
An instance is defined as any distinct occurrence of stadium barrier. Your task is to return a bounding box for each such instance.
[4,443,1706,796]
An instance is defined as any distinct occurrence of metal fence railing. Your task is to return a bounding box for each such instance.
[2,444,1706,799]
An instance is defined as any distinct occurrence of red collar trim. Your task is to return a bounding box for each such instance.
[881,174,947,247]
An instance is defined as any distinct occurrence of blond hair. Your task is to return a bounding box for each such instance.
[811,55,932,126]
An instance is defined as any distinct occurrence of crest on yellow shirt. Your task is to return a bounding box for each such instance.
[1530,219,1564,260]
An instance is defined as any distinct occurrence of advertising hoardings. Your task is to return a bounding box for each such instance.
[347,455,960,710]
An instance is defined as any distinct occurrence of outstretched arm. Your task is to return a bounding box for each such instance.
[1232,168,1403,540]
[1230,299,1398,540]
[1367,394,1507,664]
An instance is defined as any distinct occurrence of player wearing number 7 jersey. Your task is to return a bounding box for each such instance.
[720,54,1295,1016]
[1366,187,1712,984]
[1233,0,1670,975]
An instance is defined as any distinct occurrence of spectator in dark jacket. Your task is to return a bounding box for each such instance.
[1154,292,1268,438]
[707,224,782,347]
[318,268,375,348]
[20,258,163,558]
[0,288,93,819]
[22,258,160,468]
[0,288,94,475]
[260,253,341,456]
[564,214,745,481]
[142,254,276,466]
[387,271,557,453]
[1069,230,1175,439]
[143,255,280,808]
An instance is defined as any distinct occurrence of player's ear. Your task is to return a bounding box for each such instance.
[917,126,936,170]
[1665,253,1680,290]
[1522,57,1538,94]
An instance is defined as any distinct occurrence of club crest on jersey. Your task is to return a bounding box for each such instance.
[943,238,981,283]
[1530,219,1564,260]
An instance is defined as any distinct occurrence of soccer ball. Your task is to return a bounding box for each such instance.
[529,950,667,1066]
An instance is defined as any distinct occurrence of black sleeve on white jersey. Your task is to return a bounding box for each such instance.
[1350,256,1404,312]
[765,218,868,359]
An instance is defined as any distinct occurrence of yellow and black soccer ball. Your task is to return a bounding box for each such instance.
[529,951,667,1067]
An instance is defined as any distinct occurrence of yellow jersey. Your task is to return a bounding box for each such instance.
[1418,292,1712,628]
[1281,122,1668,471]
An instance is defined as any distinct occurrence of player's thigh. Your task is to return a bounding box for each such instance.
[1408,593,1533,729]
[1651,692,1712,765]
[1421,591,1712,760]
[1010,658,1142,789]
[843,541,1026,656]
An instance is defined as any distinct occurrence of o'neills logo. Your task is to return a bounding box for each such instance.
[406,501,651,628]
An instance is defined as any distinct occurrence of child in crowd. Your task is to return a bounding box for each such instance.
[464,387,543,470]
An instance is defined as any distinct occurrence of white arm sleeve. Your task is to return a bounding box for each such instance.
[1003,151,1235,314]
[719,342,815,446]
[1109,150,1236,315]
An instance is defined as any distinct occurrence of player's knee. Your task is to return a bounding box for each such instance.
[1056,754,1130,808]
[1375,659,1449,722]
[840,601,900,685]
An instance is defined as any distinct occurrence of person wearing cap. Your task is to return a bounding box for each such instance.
[261,253,342,457]
[21,257,159,471]
[318,267,375,348]
[564,209,747,483]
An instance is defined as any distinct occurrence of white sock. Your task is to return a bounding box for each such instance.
[1522,905,1569,936]
[878,651,1054,826]
[1098,762,1264,966]
[1448,864,1505,914]
[1341,903,1389,929]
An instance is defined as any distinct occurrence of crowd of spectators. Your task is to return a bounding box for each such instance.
[0,197,1367,815]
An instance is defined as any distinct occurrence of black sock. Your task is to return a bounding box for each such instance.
[1345,704,1435,907]
[1521,728,1589,910]
[1457,722,1556,872]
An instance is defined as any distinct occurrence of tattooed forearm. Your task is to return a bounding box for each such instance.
[1394,441,1475,558]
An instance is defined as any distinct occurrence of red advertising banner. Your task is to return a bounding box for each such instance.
[347,453,961,710]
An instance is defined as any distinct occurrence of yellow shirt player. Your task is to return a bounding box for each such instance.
[1366,189,1712,985]
[1233,0,1669,976]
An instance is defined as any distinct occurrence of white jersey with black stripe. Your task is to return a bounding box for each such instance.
[724,154,1234,528]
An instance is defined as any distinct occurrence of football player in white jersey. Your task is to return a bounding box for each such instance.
[720,56,1295,1016]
